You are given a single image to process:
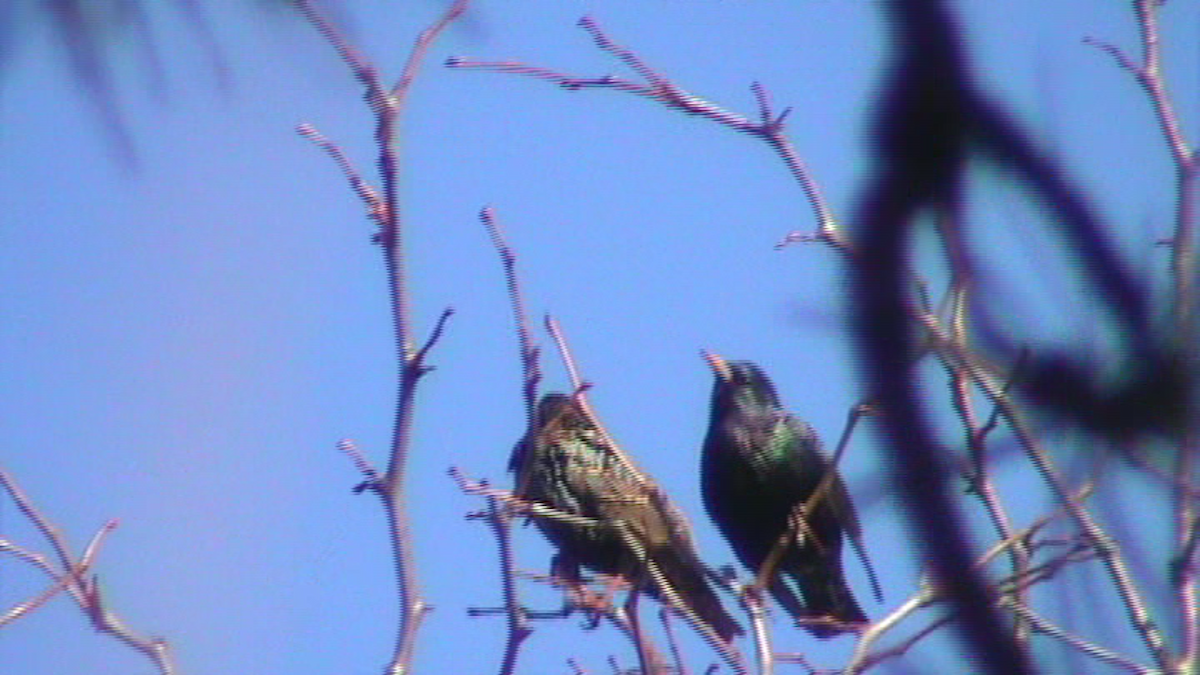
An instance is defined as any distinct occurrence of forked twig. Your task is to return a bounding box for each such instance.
[1084,6,1200,670]
[478,206,542,672]
[916,309,1170,670]
[295,2,469,672]
[447,16,844,251]
[0,471,175,674]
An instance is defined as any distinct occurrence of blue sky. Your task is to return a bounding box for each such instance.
[1,1,1195,673]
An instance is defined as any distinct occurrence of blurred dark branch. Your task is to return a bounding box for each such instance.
[0,470,175,674]
[853,0,1188,670]
[295,2,469,672]
[45,0,136,162]
[853,0,1026,659]
[19,0,247,163]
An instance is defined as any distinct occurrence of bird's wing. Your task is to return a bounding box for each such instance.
[772,414,864,535]
[780,414,882,603]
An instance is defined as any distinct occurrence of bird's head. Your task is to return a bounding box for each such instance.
[535,392,589,430]
[701,351,782,410]
[510,393,584,474]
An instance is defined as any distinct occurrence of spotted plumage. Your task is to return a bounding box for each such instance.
[511,392,742,642]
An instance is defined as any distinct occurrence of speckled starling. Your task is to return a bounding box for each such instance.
[511,392,742,642]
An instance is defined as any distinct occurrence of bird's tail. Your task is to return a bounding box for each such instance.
[652,554,743,643]
[791,559,867,639]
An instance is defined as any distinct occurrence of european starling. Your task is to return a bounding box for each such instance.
[700,354,873,638]
[511,392,742,642]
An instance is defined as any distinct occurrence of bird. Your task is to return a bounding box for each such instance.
[699,353,877,638]
[510,392,743,643]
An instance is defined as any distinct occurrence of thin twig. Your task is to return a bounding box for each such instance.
[741,587,773,675]
[622,591,666,674]
[917,310,1170,670]
[0,471,174,673]
[296,123,384,226]
[1002,601,1152,674]
[658,608,690,675]
[450,468,603,529]
[941,282,1031,649]
[806,402,883,603]
[542,316,652,494]
[0,519,117,629]
[478,206,542,673]
[487,496,531,675]
[480,207,542,422]
[337,439,381,492]
[296,2,469,672]
[1085,4,1200,670]
[844,584,939,674]
[447,17,843,251]
[0,470,77,580]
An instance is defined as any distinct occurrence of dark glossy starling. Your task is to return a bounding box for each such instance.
[700,353,875,638]
[511,392,742,642]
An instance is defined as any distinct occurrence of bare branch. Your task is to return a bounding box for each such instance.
[295,123,384,227]
[917,309,1170,668]
[0,471,174,673]
[337,438,382,491]
[740,587,774,675]
[392,0,470,103]
[487,496,532,675]
[1002,601,1152,675]
[293,1,375,90]
[543,316,652,496]
[480,207,542,422]
[658,608,690,675]
[478,206,544,670]
[0,518,117,629]
[0,469,77,579]
[296,2,470,672]
[447,18,841,249]
[845,584,941,674]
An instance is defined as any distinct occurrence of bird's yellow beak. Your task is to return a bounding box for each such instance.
[701,349,732,382]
